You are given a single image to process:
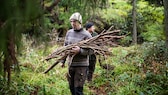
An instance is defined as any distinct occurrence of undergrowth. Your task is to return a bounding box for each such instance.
[1,41,168,95]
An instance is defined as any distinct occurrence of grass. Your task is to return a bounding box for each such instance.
[1,41,168,95]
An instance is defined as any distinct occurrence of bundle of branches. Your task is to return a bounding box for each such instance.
[43,26,123,73]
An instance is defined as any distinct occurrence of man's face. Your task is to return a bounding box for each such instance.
[70,19,81,30]
[88,26,95,33]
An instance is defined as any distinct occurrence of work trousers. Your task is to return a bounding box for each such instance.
[67,66,87,95]
[87,55,96,81]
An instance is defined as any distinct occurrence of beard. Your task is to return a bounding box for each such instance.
[72,25,82,30]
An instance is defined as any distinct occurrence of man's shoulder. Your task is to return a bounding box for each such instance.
[93,31,98,34]
[68,29,74,32]
[92,32,98,37]
[81,29,92,38]
[67,28,92,38]
[82,29,89,34]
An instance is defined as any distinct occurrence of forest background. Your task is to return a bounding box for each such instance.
[0,0,168,95]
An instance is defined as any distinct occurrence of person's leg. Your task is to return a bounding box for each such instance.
[67,67,75,95]
[74,66,87,95]
[74,87,83,95]
[88,59,96,81]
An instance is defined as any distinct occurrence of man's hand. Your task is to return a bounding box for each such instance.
[70,46,80,55]
[61,63,65,68]
[59,59,66,68]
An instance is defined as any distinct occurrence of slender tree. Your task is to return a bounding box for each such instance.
[163,0,168,47]
[132,0,137,44]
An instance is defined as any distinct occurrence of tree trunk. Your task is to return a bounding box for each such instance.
[163,0,168,47]
[3,33,19,85]
[132,0,137,44]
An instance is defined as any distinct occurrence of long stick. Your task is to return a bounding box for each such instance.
[43,61,60,74]
[43,55,66,74]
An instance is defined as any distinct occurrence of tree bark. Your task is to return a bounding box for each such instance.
[3,33,19,85]
[163,0,168,47]
[132,0,137,44]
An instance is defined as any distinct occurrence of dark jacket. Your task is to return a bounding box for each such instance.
[89,31,98,61]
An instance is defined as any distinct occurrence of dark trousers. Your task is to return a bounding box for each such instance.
[87,59,96,81]
[67,66,87,95]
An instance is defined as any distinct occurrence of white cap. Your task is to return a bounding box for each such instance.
[69,12,82,24]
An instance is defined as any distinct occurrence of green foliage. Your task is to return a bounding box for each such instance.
[101,0,131,28]
[0,39,70,94]
[58,0,107,13]
[0,76,17,95]
[89,43,168,94]
[1,40,168,95]
[0,0,167,94]
[142,24,164,42]
[137,1,164,42]
[0,0,47,86]
[120,36,132,46]
[0,0,44,51]
[141,41,168,63]
[99,0,164,44]
[45,0,108,32]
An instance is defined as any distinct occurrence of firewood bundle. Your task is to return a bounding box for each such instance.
[43,27,123,73]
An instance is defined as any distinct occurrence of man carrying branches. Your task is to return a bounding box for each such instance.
[44,13,123,95]
[61,12,94,95]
